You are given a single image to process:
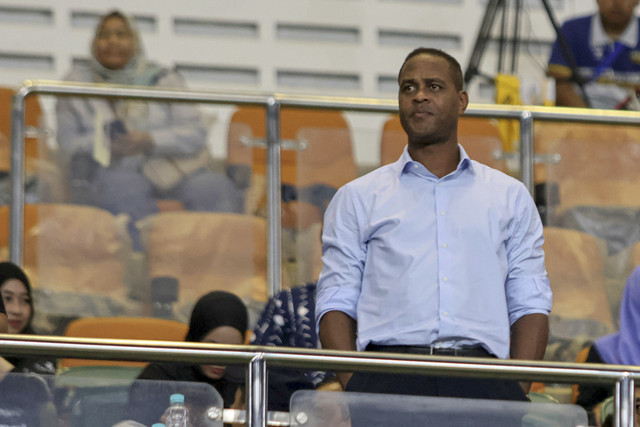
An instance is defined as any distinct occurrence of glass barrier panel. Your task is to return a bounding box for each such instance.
[289,390,589,427]
[533,120,640,359]
[51,372,224,427]
[15,95,268,335]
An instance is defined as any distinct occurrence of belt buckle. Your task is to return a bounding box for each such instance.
[431,346,458,356]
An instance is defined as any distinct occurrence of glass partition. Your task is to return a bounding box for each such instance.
[0,372,224,427]
[7,85,640,421]
[289,390,589,427]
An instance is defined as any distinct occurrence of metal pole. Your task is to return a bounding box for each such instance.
[519,111,534,195]
[9,87,29,265]
[464,0,503,85]
[615,376,635,427]
[497,0,507,74]
[265,97,283,297]
[247,354,268,427]
[510,0,522,74]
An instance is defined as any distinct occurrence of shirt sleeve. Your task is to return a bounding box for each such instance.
[547,20,576,79]
[504,185,553,325]
[315,185,365,333]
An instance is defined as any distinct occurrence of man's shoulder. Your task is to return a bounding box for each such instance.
[470,160,528,191]
[343,163,398,190]
[560,14,592,32]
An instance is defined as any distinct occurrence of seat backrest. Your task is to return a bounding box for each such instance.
[543,227,614,339]
[17,204,131,298]
[534,122,640,183]
[0,86,46,174]
[227,106,357,188]
[141,211,270,307]
[379,115,507,172]
[61,316,188,368]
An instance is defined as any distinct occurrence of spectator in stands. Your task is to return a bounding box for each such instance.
[251,282,337,388]
[317,47,552,401]
[56,9,243,250]
[0,261,56,375]
[127,291,247,425]
[547,0,640,109]
[576,265,640,423]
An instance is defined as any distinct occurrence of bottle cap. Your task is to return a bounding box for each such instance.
[170,393,185,404]
[152,424,166,427]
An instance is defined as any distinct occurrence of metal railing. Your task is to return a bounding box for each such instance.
[1,335,639,427]
[9,81,640,427]
[11,80,640,298]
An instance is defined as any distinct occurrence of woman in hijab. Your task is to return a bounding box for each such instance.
[56,9,243,250]
[576,265,640,419]
[0,261,56,375]
[127,291,248,426]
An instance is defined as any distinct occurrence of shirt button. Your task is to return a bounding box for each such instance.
[440,211,445,215]
[443,277,449,282]
[443,312,449,316]
[442,243,448,248]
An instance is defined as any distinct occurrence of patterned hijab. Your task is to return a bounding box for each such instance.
[594,266,640,365]
[89,9,164,86]
[0,261,34,334]
[185,291,248,342]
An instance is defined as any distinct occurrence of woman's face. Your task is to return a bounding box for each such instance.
[94,16,135,70]
[200,326,244,380]
[1,279,31,334]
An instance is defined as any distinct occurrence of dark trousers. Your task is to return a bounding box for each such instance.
[343,348,529,427]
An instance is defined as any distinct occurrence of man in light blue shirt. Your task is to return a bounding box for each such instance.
[316,47,552,401]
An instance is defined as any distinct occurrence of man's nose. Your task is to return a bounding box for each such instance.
[413,87,429,102]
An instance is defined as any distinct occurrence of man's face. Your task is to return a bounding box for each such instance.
[597,0,639,31]
[398,54,468,147]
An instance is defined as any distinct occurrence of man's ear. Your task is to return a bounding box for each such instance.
[458,91,469,114]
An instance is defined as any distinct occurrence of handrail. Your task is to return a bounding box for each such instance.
[1,335,638,426]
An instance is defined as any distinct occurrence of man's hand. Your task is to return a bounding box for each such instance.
[319,311,357,389]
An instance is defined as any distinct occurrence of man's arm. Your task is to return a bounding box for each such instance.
[510,312,549,394]
[319,311,357,389]
[554,79,588,108]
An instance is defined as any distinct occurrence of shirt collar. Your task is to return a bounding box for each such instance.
[591,12,638,51]
[395,144,473,178]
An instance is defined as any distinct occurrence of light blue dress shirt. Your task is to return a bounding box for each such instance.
[316,145,552,359]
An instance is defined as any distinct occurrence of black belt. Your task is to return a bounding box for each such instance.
[366,343,495,358]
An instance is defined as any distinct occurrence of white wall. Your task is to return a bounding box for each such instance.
[0,0,597,167]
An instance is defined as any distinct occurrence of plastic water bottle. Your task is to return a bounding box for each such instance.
[152,424,166,427]
[164,393,189,427]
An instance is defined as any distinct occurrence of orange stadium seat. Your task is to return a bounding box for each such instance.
[227,106,357,228]
[61,316,188,368]
[543,227,615,339]
[140,211,271,308]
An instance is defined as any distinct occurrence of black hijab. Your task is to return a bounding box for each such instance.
[131,292,248,422]
[185,291,248,342]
